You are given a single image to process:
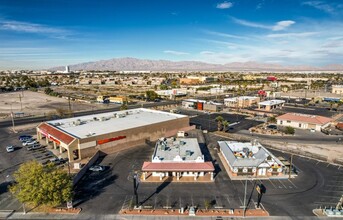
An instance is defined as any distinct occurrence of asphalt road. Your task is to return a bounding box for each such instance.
[0,100,180,128]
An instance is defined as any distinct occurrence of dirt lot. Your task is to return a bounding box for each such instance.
[0,91,103,119]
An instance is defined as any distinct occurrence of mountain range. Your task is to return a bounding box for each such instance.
[51,57,343,72]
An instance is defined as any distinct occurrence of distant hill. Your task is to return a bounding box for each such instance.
[50,57,343,72]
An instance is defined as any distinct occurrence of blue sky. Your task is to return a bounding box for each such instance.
[0,0,343,69]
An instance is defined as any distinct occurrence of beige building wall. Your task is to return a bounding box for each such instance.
[78,117,190,159]
[332,86,343,94]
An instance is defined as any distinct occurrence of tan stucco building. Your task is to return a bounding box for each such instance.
[37,108,193,162]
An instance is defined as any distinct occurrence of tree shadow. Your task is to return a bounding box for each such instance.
[73,172,118,207]
[140,177,172,205]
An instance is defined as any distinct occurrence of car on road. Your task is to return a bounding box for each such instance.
[22,140,37,146]
[6,146,14,153]
[310,129,316,133]
[89,165,104,172]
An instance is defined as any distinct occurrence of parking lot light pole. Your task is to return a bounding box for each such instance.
[133,173,139,206]
[289,154,293,179]
[243,178,247,217]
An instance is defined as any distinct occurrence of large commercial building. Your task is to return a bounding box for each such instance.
[142,137,215,182]
[276,113,332,131]
[218,141,285,179]
[36,108,193,162]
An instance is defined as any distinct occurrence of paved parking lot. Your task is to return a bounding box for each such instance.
[72,130,343,217]
[0,126,66,212]
[1,119,342,218]
[178,109,263,132]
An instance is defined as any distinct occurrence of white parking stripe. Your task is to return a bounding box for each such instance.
[288,179,297,188]
[268,179,277,189]
[278,179,287,189]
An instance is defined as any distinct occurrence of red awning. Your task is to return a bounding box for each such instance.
[38,123,76,145]
[142,162,214,172]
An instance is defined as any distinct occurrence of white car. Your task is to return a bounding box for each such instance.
[22,140,37,146]
[6,146,14,153]
[310,129,316,133]
[89,165,104,172]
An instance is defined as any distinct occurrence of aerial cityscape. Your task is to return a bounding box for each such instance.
[0,0,343,219]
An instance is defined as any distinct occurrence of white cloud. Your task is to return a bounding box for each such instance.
[203,30,249,40]
[163,50,189,55]
[232,17,295,31]
[200,51,215,55]
[272,20,295,31]
[216,2,233,9]
[302,1,335,14]
[267,32,318,38]
[0,20,70,38]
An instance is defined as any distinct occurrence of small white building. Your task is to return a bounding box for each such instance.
[258,99,285,111]
[218,141,285,179]
[142,138,215,182]
[276,113,332,131]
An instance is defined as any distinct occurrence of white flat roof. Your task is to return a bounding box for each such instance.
[47,108,187,139]
[153,138,203,162]
[258,99,285,106]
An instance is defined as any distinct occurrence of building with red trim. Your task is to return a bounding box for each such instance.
[36,108,193,162]
[141,138,215,182]
[276,113,332,131]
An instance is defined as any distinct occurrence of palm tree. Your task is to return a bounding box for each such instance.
[222,120,229,132]
[215,116,224,131]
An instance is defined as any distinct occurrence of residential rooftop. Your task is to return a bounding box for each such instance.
[277,113,332,125]
[152,138,204,162]
[46,108,187,139]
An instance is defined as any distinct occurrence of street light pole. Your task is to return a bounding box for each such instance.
[243,178,247,217]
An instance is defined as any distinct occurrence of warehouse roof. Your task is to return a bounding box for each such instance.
[46,108,187,139]
[277,113,332,125]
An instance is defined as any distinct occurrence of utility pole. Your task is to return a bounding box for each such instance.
[18,94,23,111]
[10,104,17,133]
[68,96,72,115]
[289,154,293,179]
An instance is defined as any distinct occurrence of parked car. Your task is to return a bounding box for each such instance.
[27,144,40,151]
[22,140,37,146]
[310,128,316,133]
[49,158,62,165]
[18,135,32,141]
[20,137,36,143]
[6,146,14,153]
[267,125,278,130]
[89,165,104,172]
